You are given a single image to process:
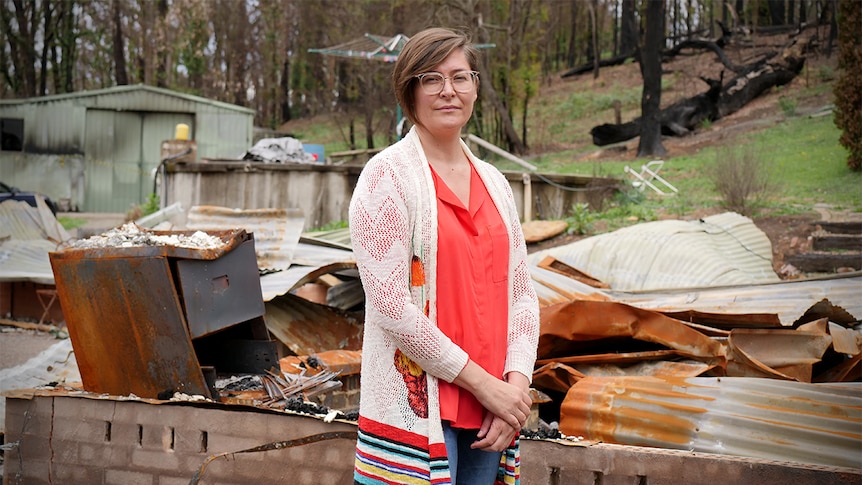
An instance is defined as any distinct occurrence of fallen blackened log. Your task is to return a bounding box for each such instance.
[589,50,805,146]
[561,52,636,78]
[717,53,805,117]
[590,74,723,146]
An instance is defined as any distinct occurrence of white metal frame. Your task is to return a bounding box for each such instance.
[624,160,678,196]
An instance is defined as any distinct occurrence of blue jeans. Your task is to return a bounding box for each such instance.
[442,421,503,485]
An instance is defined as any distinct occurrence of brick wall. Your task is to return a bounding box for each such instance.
[4,393,860,485]
[4,394,356,484]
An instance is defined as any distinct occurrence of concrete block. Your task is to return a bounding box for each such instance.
[52,464,105,484]
[105,468,155,485]
[130,448,181,471]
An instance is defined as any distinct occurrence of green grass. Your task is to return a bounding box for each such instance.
[487,112,859,232]
[58,216,87,231]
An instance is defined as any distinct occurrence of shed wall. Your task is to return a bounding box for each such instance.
[164,162,607,231]
[0,86,253,212]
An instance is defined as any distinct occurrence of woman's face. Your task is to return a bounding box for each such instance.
[412,49,477,135]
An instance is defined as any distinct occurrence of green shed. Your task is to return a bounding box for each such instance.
[0,84,254,213]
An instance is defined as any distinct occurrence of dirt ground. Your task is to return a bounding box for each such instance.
[0,327,64,370]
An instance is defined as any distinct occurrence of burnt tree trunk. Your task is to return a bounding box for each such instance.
[590,35,808,147]
[636,0,666,157]
[592,74,722,146]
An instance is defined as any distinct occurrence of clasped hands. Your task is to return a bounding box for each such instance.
[454,361,532,453]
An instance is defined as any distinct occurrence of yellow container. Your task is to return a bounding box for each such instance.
[174,123,190,140]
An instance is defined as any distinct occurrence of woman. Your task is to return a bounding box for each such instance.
[349,27,540,485]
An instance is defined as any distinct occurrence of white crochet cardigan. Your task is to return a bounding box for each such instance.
[349,126,540,484]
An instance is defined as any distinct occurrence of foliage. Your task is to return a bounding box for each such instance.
[834,0,862,170]
[142,193,160,216]
[312,220,349,232]
[58,216,87,231]
[1,0,787,153]
[124,193,160,223]
[778,96,797,117]
[590,190,658,230]
[564,203,594,235]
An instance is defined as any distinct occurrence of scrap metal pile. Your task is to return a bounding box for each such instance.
[8,207,858,471]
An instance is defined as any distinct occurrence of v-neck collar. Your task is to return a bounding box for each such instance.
[429,163,485,216]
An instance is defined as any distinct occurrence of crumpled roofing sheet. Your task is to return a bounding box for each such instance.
[559,376,862,469]
[0,199,71,284]
[265,293,363,356]
[528,212,780,291]
[0,198,70,243]
[536,300,857,381]
[611,273,862,327]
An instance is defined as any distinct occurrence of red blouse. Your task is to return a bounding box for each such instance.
[430,162,510,429]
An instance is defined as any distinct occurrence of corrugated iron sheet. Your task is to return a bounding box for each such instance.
[529,265,611,306]
[0,199,71,284]
[611,273,862,326]
[0,198,70,243]
[186,205,305,271]
[265,293,363,356]
[0,239,57,284]
[560,376,862,469]
[528,212,780,291]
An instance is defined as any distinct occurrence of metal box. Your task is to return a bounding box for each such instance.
[49,228,276,400]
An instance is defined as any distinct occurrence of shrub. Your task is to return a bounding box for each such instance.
[778,96,797,117]
[565,202,594,235]
[834,0,862,170]
[708,147,775,216]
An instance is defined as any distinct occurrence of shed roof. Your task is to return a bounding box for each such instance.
[0,84,255,115]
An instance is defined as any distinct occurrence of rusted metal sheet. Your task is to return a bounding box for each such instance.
[265,293,363,356]
[57,226,246,260]
[559,376,862,469]
[726,325,833,382]
[536,255,609,288]
[530,266,612,307]
[176,240,265,338]
[535,301,854,388]
[0,198,70,243]
[661,309,782,329]
[611,273,862,327]
[539,300,726,364]
[829,322,862,356]
[49,253,210,398]
[280,349,362,377]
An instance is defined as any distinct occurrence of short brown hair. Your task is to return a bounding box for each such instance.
[393,27,479,126]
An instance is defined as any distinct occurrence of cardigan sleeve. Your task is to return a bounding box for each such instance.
[504,206,540,382]
[349,151,469,384]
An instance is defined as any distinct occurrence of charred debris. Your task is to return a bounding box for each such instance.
[3,204,861,469]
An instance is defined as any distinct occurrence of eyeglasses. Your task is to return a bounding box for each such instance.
[415,70,479,95]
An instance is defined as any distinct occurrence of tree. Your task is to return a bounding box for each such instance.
[53,0,79,94]
[833,0,861,170]
[637,0,666,157]
[111,0,128,86]
[619,0,638,56]
[1,0,39,97]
